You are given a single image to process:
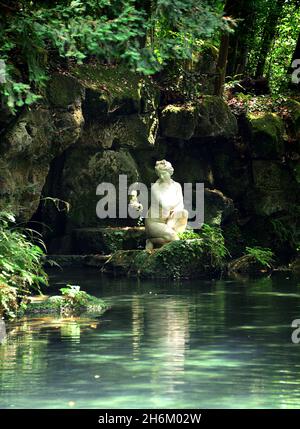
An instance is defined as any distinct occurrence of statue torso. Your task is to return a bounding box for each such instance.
[147,180,183,220]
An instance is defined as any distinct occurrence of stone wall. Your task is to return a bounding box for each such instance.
[0,63,299,262]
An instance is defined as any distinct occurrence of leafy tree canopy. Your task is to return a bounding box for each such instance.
[0,0,231,111]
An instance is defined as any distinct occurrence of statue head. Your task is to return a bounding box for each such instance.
[155,160,174,181]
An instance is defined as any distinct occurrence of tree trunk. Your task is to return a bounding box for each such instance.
[214,33,230,96]
[214,0,239,95]
[226,0,255,77]
[255,0,285,78]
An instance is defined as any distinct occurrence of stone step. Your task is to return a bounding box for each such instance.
[72,226,146,254]
[45,254,110,268]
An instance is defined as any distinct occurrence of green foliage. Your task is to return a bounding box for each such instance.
[0,283,18,319]
[59,285,90,313]
[245,246,274,268]
[0,0,230,112]
[178,230,200,240]
[263,2,300,93]
[199,224,230,268]
[24,285,107,317]
[244,0,300,93]
[0,211,48,318]
[154,239,204,279]
[271,214,300,254]
[153,225,229,278]
[102,230,125,253]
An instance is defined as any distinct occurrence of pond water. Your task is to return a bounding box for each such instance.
[1,269,300,409]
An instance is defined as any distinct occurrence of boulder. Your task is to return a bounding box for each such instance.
[24,293,108,317]
[58,148,140,228]
[228,254,271,275]
[204,188,234,226]
[250,161,298,216]
[160,96,238,141]
[73,64,159,118]
[160,104,198,139]
[210,142,251,199]
[285,99,300,142]
[81,113,158,149]
[103,239,225,279]
[247,112,284,159]
[0,104,84,221]
[171,152,214,187]
[194,96,238,139]
[47,73,85,108]
[290,256,300,273]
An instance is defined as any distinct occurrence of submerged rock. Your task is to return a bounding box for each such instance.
[45,254,110,268]
[24,293,108,317]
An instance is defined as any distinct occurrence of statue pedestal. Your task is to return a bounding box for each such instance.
[103,239,224,279]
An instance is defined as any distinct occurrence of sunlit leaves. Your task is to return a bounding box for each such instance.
[0,211,48,318]
[0,0,228,112]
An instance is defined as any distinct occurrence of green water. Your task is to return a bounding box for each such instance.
[1,269,300,409]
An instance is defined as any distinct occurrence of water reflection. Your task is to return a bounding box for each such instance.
[0,271,300,408]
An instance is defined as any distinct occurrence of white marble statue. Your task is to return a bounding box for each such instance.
[145,160,188,251]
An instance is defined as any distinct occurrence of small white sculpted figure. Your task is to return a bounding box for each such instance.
[128,190,143,212]
[145,160,188,251]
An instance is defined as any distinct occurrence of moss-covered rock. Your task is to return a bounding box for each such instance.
[82,113,158,149]
[228,255,271,275]
[160,104,198,139]
[250,161,298,216]
[204,188,234,226]
[171,152,214,187]
[104,239,225,279]
[57,148,140,228]
[47,73,85,108]
[0,107,83,221]
[223,221,245,258]
[285,99,300,142]
[248,112,284,159]
[160,97,237,141]
[194,96,238,139]
[290,256,300,273]
[210,141,251,199]
[24,294,108,317]
[73,64,159,116]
